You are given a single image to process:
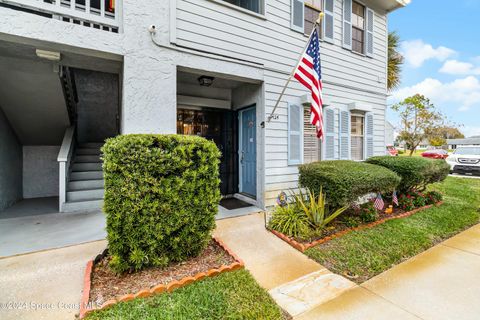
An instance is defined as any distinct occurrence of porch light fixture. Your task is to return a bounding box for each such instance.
[198,75,214,87]
[36,49,61,61]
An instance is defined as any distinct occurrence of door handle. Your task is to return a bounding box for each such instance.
[240,151,245,163]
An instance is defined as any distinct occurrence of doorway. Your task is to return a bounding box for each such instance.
[176,108,238,195]
[238,106,257,199]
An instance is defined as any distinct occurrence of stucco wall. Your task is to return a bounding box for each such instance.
[23,146,60,199]
[0,107,22,211]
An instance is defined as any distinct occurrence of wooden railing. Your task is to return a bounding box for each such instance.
[0,0,122,32]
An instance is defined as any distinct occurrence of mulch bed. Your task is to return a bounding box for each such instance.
[301,206,418,240]
[89,240,235,307]
[270,202,443,252]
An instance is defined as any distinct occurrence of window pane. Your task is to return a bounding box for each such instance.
[351,136,364,160]
[351,115,364,136]
[352,27,364,53]
[304,5,322,35]
[305,0,322,9]
[223,0,262,14]
[304,108,320,163]
[352,1,365,18]
[351,115,364,161]
[352,1,365,29]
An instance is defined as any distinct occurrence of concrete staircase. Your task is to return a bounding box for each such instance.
[63,142,104,212]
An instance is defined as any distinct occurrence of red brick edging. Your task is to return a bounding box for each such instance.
[270,202,444,253]
[79,237,244,319]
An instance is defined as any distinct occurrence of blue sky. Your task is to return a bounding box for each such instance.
[387,0,480,137]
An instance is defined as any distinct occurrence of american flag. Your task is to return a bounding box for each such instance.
[293,28,324,139]
[392,190,399,206]
[374,193,385,211]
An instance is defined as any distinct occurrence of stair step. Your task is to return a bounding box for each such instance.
[76,148,101,155]
[70,171,103,181]
[72,162,102,172]
[75,155,101,163]
[79,142,104,148]
[68,179,104,191]
[67,189,104,202]
[62,199,103,213]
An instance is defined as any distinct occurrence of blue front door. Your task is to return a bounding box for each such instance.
[240,106,256,198]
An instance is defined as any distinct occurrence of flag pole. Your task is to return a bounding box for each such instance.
[262,12,324,127]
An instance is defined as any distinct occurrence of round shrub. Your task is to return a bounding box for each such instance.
[424,159,450,186]
[298,161,401,209]
[366,156,448,192]
[102,134,221,273]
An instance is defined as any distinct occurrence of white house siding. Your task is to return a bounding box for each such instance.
[175,0,389,206]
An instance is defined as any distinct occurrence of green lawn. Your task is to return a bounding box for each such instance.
[305,177,480,283]
[398,149,454,157]
[85,270,283,320]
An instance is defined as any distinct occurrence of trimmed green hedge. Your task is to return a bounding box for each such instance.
[425,159,450,186]
[102,134,221,273]
[366,156,449,192]
[298,161,401,209]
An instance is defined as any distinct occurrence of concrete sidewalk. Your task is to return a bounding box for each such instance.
[297,224,480,320]
[0,210,106,257]
[214,213,356,317]
[0,240,107,320]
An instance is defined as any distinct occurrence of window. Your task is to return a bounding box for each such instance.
[223,0,263,14]
[303,107,320,163]
[351,114,364,160]
[351,1,365,54]
[304,0,323,36]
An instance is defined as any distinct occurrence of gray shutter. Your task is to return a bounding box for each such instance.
[364,112,374,159]
[323,0,335,44]
[288,103,303,165]
[291,0,305,32]
[342,0,352,50]
[323,107,336,160]
[365,8,374,57]
[339,109,350,159]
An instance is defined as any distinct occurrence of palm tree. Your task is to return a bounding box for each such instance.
[387,31,404,91]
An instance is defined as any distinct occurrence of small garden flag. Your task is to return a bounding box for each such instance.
[374,193,385,211]
[392,190,399,206]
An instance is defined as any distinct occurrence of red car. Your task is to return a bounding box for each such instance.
[421,149,449,159]
[386,145,398,156]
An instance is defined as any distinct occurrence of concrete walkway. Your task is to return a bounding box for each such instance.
[0,200,251,258]
[0,210,106,257]
[297,224,480,320]
[0,240,107,320]
[214,213,356,316]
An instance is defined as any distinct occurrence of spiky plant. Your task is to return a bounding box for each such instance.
[388,31,404,91]
[291,188,349,230]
